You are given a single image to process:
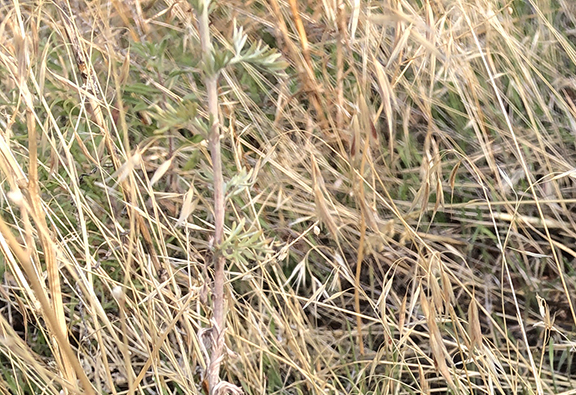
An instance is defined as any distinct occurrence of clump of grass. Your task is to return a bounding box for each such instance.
[0,0,576,394]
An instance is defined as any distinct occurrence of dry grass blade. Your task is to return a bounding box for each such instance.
[9,6,79,391]
[0,214,94,395]
[420,285,456,391]
[468,292,482,352]
[311,152,339,238]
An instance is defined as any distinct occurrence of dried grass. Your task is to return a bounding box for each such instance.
[0,0,575,394]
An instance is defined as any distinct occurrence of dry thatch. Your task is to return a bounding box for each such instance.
[0,0,575,394]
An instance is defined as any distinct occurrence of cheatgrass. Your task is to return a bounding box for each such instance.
[0,0,575,394]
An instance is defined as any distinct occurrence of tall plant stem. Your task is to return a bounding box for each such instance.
[196,1,226,393]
